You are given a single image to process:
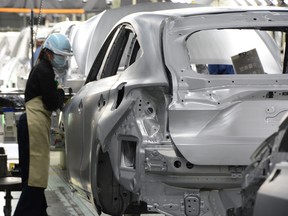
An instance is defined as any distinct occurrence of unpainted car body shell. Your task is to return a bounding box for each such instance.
[0,26,50,89]
[163,7,288,166]
[63,5,288,216]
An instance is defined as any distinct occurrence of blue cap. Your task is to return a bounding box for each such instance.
[43,33,73,56]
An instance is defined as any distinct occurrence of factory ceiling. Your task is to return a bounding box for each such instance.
[0,0,108,13]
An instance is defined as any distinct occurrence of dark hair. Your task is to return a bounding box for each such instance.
[38,48,53,62]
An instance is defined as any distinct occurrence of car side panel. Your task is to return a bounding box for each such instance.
[79,75,121,191]
[63,86,89,188]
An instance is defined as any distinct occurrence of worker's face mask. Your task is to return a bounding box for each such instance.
[51,54,67,69]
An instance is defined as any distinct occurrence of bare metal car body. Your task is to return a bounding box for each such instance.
[0,22,81,92]
[62,5,288,216]
[0,32,19,70]
[0,26,50,90]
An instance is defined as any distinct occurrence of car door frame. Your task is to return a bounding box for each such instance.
[79,24,141,191]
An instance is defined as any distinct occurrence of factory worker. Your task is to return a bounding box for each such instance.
[33,33,47,65]
[14,33,73,216]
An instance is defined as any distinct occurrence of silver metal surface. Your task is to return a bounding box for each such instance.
[62,4,288,216]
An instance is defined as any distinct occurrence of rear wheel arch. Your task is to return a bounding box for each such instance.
[90,141,129,215]
[90,140,147,215]
[90,142,102,215]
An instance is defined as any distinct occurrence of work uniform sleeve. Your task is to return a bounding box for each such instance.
[39,66,65,111]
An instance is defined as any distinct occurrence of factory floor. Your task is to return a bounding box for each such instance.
[0,147,100,216]
[0,148,161,216]
[0,117,160,216]
[0,111,101,216]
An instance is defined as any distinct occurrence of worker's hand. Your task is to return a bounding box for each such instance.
[57,83,64,90]
[55,80,64,90]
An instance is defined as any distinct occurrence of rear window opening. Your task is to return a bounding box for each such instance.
[187,29,287,75]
